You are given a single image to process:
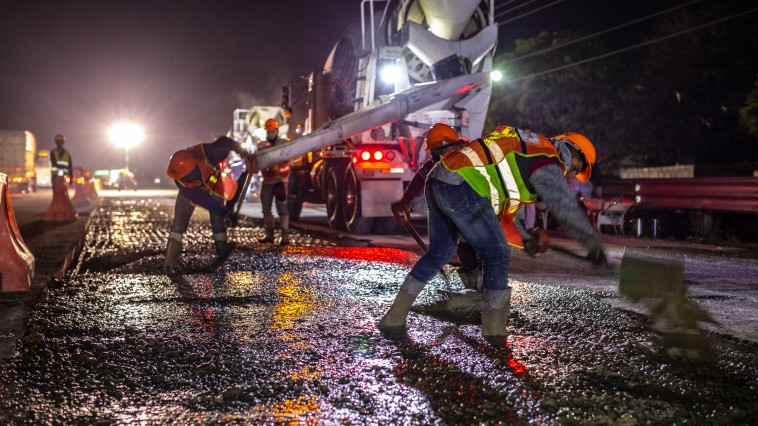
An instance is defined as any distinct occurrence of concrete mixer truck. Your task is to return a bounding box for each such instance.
[248,0,498,233]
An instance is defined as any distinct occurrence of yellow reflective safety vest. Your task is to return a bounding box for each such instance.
[50,148,71,177]
[440,125,565,248]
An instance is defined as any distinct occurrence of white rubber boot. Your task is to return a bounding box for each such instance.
[258,215,275,243]
[378,275,426,329]
[481,288,512,345]
[279,214,290,245]
[162,238,182,268]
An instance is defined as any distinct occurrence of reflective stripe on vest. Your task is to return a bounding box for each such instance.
[51,149,71,175]
[442,125,563,216]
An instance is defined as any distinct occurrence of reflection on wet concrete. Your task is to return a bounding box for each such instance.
[0,198,755,424]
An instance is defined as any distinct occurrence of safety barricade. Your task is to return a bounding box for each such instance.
[43,176,77,222]
[0,173,35,292]
[85,178,98,200]
[71,181,90,207]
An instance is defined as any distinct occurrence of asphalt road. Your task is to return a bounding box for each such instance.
[0,192,755,424]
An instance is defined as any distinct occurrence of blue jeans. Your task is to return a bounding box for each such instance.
[170,191,226,239]
[409,178,510,291]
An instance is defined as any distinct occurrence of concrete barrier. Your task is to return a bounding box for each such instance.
[0,173,35,292]
[43,176,77,222]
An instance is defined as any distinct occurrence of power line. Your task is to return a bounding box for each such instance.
[494,0,520,11]
[500,0,706,65]
[496,0,566,26]
[500,6,758,85]
[494,0,543,19]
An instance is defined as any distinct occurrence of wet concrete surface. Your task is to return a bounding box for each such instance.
[0,195,756,424]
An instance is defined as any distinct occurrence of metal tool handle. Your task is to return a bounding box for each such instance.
[392,203,428,252]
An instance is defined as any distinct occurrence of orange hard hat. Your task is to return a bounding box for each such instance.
[554,132,596,183]
[264,118,280,131]
[166,149,198,180]
[425,123,459,152]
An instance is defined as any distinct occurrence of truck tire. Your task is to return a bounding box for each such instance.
[325,165,347,230]
[344,166,374,234]
[372,217,397,234]
[287,177,303,221]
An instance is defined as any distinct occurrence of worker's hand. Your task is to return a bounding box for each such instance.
[242,152,258,173]
[587,246,608,268]
[524,227,550,256]
[391,201,410,223]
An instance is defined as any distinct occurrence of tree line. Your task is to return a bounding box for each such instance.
[487,1,758,177]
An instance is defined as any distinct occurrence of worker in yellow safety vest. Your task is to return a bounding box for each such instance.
[379,123,606,345]
[50,134,73,190]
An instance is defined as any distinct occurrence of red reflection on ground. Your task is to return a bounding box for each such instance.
[284,246,418,268]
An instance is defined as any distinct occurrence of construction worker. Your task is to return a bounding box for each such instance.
[50,134,73,191]
[257,118,291,245]
[163,136,254,268]
[379,123,607,345]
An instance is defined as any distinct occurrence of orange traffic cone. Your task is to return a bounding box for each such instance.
[0,173,35,292]
[71,181,90,207]
[43,176,77,222]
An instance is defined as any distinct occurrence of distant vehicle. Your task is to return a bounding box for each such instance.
[93,168,137,191]
[0,130,37,193]
[34,150,52,188]
[114,170,138,191]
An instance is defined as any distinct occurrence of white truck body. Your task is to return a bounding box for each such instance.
[0,130,37,193]
[247,0,497,233]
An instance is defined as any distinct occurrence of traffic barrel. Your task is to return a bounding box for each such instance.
[0,173,35,292]
[71,180,90,207]
[43,176,77,222]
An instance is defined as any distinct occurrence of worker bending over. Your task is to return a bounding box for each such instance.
[163,136,253,268]
[379,123,607,344]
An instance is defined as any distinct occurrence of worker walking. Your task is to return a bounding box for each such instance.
[50,134,73,191]
[257,118,291,245]
[163,136,253,268]
[379,123,607,345]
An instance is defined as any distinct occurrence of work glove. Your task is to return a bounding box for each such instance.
[524,227,551,256]
[587,246,608,268]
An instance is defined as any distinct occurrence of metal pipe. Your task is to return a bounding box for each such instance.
[253,72,489,171]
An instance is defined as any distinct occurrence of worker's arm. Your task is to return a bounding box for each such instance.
[529,164,606,266]
[393,158,434,208]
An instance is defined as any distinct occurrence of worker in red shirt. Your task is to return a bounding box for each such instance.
[257,119,291,245]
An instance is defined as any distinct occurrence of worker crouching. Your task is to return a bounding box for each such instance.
[163,136,254,268]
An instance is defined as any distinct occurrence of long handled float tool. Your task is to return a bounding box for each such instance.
[550,242,717,360]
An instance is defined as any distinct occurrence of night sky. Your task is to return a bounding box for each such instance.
[0,0,679,181]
